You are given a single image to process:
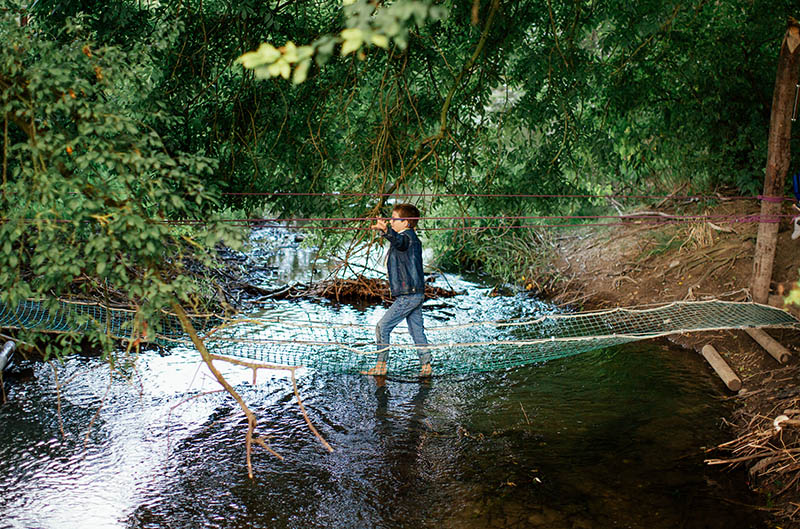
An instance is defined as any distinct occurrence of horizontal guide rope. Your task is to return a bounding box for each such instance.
[167,213,793,223]
[55,191,794,201]
[220,191,795,201]
[4,214,796,231]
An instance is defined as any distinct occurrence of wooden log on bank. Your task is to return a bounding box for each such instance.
[700,344,742,391]
[745,328,792,363]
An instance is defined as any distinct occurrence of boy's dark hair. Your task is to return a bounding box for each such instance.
[392,203,421,228]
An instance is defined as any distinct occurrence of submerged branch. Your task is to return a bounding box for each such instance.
[209,353,333,454]
[171,300,269,478]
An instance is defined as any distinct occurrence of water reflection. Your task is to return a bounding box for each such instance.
[0,338,767,529]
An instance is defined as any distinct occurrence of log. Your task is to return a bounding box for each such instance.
[0,340,14,404]
[700,344,742,391]
[745,328,792,363]
[0,341,15,372]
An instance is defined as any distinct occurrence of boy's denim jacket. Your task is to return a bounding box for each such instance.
[382,227,425,297]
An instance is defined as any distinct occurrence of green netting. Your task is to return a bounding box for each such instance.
[0,299,220,342]
[1,299,798,378]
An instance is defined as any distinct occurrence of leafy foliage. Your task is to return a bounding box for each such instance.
[237,0,448,83]
[788,278,800,307]
[0,8,241,358]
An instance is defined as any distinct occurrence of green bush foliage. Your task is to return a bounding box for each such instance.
[0,8,242,358]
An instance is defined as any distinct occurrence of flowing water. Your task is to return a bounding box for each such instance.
[0,229,765,528]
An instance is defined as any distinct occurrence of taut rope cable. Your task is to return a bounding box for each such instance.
[6,213,794,231]
[164,213,791,223]
[161,215,790,231]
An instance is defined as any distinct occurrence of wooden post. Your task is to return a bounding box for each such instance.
[751,19,800,304]
[745,328,792,363]
[0,341,14,372]
[700,345,742,391]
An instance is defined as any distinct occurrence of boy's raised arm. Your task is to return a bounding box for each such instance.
[382,227,410,251]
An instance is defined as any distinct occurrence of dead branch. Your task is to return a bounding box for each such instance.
[264,275,458,303]
[208,353,333,454]
[50,361,66,438]
[84,366,113,449]
[290,368,333,453]
[172,301,267,478]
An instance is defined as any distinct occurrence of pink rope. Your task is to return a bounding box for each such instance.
[757,195,787,203]
[222,191,796,201]
[165,213,789,224]
[176,216,786,231]
[8,213,792,228]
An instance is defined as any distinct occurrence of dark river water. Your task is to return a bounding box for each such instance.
[0,229,766,528]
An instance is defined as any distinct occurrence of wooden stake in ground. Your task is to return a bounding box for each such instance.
[745,328,792,363]
[700,344,742,391]
[751,18,800,304]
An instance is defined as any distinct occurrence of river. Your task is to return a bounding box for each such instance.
[0,227,765,528]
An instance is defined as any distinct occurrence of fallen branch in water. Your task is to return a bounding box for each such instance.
[174,299,336,477]
[84,366,113,449]
[706,394,800,504]
[209,353,333,454]
[172,301,278,478]
[50,361,66,438]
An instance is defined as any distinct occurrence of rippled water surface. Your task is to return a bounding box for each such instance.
[0,230,765,529]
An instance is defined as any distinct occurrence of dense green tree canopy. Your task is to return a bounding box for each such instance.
[0,6,241,357]
[21,0,796,206]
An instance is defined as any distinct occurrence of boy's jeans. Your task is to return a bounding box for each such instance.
[375,293,430,365]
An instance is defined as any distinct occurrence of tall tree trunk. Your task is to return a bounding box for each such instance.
[751,18,800,304]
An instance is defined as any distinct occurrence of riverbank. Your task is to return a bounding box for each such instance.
[526,199,800,526]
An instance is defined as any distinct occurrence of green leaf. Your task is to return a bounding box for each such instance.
[293,59,311,84]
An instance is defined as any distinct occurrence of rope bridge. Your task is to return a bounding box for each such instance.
[0,299,798,377]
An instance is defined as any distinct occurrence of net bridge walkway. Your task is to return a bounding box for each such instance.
[0,299,798,378]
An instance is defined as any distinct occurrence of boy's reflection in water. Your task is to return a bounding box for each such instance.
[372,377,433,456]
[370,378,435,525]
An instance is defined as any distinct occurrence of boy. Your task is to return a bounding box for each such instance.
[362,203,432,377]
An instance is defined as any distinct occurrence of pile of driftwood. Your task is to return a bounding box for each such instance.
[252,275,459,303]
[706,366,800,517]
